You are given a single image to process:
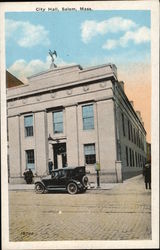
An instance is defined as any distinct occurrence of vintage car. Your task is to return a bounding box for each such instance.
[35,166,89,195]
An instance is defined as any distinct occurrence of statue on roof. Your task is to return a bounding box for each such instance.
[49,49,57,68]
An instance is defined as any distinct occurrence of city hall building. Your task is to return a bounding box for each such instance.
[7,63,147,184]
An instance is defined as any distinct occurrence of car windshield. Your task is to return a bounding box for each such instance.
[51,167,85,178]
[52,169,67,178]
[58,170,66,177]
[52,171,59,178]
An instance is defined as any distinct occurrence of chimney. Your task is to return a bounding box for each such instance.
[119,81,124,91]
[136,111,143,123]
[130,101,134,107]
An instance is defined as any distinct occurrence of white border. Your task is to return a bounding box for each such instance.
[1,1,159,249]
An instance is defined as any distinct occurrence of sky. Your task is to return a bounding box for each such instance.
[5,10,151,142]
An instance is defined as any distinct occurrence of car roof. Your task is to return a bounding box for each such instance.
[52,166,85,172]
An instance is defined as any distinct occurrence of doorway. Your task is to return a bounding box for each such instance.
[53,143,67,169]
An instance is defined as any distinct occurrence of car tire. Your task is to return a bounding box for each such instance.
[82,175,89,187]
[67,182,78,195]
[35,183,45,194]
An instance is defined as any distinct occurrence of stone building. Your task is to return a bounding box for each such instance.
[7,63,147,184]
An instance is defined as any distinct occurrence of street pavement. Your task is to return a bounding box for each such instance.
[9,174,151,241]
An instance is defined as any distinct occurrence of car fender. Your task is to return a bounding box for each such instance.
[35,181,46,188]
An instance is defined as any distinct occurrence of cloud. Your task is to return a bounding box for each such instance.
[81,17,137,43]
[102,39,118,50]
[120,26,150,46]
[103,26,150,50]
[5,19,50,48]
[8,56,75,83]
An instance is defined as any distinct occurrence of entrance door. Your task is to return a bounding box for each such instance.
[53,143,67,169]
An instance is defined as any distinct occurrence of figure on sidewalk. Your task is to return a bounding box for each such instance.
[48,159,53,175]
[23,168,34,184]
[143,160,151,190]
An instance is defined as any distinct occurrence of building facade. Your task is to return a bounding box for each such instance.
[7,64,147,184]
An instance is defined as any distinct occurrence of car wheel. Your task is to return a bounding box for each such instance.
[82,175,89,187]
[67,182,78,195]
[35,183,45,194]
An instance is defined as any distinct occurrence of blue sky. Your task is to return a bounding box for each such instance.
[5,10,151,141]
[5,10,150,81]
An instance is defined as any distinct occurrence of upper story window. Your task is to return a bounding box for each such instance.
[129,148,132,167]
[82,104,94,130]
[132,150,135,167]
[53,111,63,134]
[121,113,125,136]
[26,149,35,170]
[126,146,129,166]
[133,128,136,144]
[130,124,133,142]
[128,121,130,140]
[24,115,33,137]
[84,144,96,164]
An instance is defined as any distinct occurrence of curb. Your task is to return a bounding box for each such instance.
[9,183,118,191]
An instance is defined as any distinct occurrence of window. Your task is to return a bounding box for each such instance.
[136,131,139,146]
[82,104,94,130]
[134,128,136,144]
[138,154,140,167]
[138,132,140,148]
[24,115,33,137]
[126,146,129,166]
[128,121,130,140]
[26,150,35,169]
[53,111,63,134]
[132,150,135,167]
[122,113,125,136]
[130,125,133,142]
[140,134,142,149]
[129,148,132,166]
[142,136,144,150]
[140,155,142,167]
[135,152,138,167]
[84,144,96,164]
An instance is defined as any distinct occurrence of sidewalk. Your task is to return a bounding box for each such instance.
[8,183,118,191]
[8,175,142,191]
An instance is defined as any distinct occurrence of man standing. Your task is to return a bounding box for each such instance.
[23,169,34,184]
[144,160,151,190]
[48,159,53,175]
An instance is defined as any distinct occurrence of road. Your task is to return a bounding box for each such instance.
[9,175,151,241]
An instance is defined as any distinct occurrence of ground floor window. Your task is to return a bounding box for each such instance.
[84,144,96,164]
[26,150,35,169]
[129,148,132,167]
[138,154,141,167]
[126,146,129,166]
[135,152,138,167]
[132,150,135,167]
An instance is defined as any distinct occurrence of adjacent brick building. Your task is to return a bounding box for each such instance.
[6,71,24,88]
